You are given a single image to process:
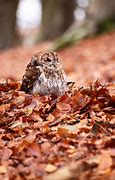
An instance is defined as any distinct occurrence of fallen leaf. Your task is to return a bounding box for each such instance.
[45,164,57,173]
[97,150,112,175]
[56,102,71,113]
[27,142,41,157]
[0,165,7,173]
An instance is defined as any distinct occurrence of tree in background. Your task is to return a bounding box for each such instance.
[0,0,76,50]
[39,0,76,40]
[0,0,115,50]
[0,0,19,50]
[50,0,115,51]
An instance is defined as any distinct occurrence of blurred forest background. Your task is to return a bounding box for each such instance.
[0,0,115,51]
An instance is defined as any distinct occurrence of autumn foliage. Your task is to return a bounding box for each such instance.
[0,79,114,179]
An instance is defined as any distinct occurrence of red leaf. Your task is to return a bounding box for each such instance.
[27,143,41,157]
[56,102,71,113]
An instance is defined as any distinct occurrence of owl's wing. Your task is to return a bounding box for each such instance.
[20,67,41,93]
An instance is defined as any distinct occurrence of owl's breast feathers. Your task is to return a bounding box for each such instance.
[32,65,67,96]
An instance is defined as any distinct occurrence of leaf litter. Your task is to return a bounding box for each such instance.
[0,79,115,180]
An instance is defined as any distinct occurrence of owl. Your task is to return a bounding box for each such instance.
[20,51,67,97]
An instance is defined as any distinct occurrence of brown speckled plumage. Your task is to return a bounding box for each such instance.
[20,51,67,97]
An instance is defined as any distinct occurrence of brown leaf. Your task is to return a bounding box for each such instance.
[58,124,77,138]
[0,80,21,91]
[45,164,57,173]
[71,91,88,111]
[27,142,41,157]
[97,150,112,175]
[0,104,10,113]
[44,166,72,180]
[107,84,115,98]
[23,101,37,116]
[56,102,71,113]
[46,113,55,122]
[0,165,7,173]
[59,93,71,103]
[1,147,13,160]
[13,95,25,108]
[8,81,21,90]
[21,116,33,122]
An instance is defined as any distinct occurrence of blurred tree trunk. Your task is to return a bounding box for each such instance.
[39,0,76,41]
[50,0,115,51]
[0,0,19,50]
[87,0,115,22]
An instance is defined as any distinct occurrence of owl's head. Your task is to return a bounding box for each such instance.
[29,51,60,68]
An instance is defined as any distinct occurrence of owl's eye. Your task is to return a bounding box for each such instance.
[45,58,52,62]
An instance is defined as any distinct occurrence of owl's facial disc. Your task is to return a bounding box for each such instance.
[28,52,59,69]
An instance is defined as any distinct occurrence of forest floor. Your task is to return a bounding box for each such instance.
[0,32,115,180]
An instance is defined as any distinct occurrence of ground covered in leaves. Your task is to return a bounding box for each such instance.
[0,80,115,180]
